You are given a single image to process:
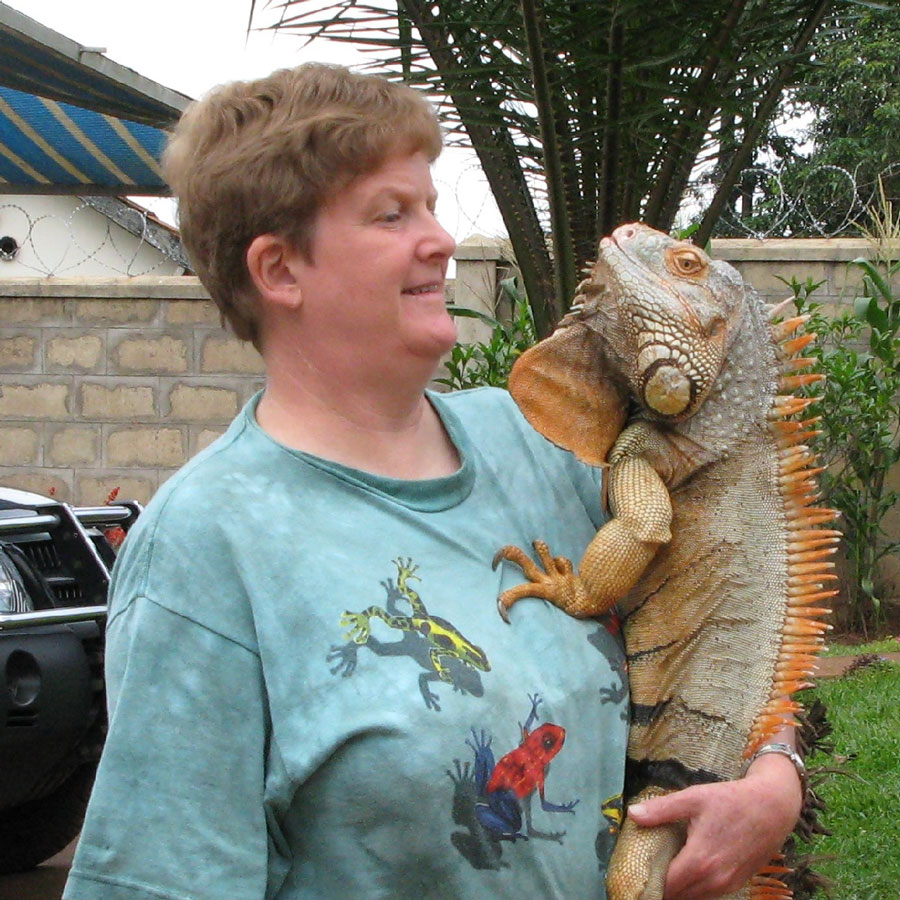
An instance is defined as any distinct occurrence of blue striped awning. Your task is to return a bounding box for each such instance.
[0,2,190,196]
[0,86,169,195]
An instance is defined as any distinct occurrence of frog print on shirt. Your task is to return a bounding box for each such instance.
[328,557,491,711]
[447,694,579,870]
[595,791,623,867]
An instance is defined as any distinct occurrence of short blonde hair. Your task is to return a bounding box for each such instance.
[163,64,443,345]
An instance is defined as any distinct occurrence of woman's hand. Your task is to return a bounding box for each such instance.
[626,751,802,900]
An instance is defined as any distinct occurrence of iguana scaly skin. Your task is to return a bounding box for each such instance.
[495,223,837,900]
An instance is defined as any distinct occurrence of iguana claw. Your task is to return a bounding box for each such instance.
[494,540,593,621]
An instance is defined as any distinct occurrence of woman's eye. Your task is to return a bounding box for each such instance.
[379,209,402,223]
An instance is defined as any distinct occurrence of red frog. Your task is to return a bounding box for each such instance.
[468,694,579,842]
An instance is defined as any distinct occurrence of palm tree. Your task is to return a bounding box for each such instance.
[251,0,842,335]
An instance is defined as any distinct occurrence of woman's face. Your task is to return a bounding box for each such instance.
[290,151,458,373]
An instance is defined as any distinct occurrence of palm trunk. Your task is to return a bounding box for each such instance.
[520,0,576,319]
[400,0,559,335]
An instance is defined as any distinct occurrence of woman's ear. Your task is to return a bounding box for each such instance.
[246,234,304,309]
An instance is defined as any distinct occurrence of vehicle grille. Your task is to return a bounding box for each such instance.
[19,539,59,571]
[15,535,85,608]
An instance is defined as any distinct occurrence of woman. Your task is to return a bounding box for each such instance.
[64,64,801,900]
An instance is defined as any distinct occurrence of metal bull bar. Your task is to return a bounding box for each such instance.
[0,500,139,631]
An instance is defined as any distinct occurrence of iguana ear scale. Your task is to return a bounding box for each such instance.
[508,323,628,466]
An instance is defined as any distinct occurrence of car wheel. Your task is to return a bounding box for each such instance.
[0,763,95,874]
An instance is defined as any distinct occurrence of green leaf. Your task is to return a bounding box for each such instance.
[865,295,890,332]
[446,305,503,329]
[851,257,893,303]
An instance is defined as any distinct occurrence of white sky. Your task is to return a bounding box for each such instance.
[5,0,506,245]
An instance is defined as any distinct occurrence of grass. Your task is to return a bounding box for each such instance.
[799,659,900,900]
[824,638,900,657]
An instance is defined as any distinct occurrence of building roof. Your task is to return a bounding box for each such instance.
[0,85,173,194]
[0,2,191,195]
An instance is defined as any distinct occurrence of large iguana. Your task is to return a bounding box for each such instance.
[494,223,837,900]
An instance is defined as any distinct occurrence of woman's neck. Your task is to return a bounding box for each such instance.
[255,355,459,479]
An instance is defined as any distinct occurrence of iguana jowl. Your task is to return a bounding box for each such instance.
[495,223,837,900]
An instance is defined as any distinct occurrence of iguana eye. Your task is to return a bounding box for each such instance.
[667,247,706,278]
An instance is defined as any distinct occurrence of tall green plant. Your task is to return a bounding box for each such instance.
[436,276,536,390]
[785,242,900,634]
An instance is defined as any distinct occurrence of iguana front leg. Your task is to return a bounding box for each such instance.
[493,540,590,623]
[495,428,673,621]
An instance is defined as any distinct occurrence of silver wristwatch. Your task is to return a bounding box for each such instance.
[741,742,808,797]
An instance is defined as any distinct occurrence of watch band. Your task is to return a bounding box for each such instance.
[741,742,808,797]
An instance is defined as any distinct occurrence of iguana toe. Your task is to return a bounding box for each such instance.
[492,543,534,572]
[497,582,549,622]
[494,541,594,620]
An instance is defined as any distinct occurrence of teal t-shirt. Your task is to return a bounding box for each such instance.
[64,387,628,900]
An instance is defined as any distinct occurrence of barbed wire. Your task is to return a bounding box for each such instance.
[0,199,190,277]
[2,161,896,278]
[437,156,900,245]
[432,147,508,244]
[705,162,900,239]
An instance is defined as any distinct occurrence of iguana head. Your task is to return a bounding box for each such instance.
[507,223,746,465]
[590,224,744,420]
[590,223,744,420]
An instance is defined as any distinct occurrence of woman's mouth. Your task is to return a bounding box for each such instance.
[403,283,443,296]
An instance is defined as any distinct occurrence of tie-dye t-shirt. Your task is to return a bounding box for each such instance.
[65,387,628,900]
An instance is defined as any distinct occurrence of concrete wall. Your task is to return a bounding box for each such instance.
[0,278,264,504]
[712,236,900,313]
[451,235,513,342]
[452,236,900,325]
[0,238,897,600]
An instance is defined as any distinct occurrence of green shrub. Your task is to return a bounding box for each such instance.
[437,276,536,391]
[783,247,900,635]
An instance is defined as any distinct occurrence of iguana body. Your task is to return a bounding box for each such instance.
[495,224,837,900]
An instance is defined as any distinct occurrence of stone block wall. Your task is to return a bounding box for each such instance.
[0,238,897,601]
[711,237,900,315]
[0,278,265,505]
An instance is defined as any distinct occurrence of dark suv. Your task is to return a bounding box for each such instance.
[0,487,140,873]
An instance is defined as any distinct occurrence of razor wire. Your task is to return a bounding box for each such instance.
[0,198,190,277]
[2,160,897,278]
[697,161,900,239]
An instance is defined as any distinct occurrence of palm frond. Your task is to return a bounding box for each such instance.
[252,0,848,333]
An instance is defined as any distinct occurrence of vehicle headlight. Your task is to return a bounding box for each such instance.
[0,547,33,613]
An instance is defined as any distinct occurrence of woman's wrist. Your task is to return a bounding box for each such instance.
[743,742,807,798]
[742,747,805,824]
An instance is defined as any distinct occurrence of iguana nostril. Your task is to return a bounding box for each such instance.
[613,224,638,242]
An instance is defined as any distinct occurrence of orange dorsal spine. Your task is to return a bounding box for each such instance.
[743,318,838,900]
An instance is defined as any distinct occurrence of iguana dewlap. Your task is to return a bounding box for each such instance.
[495,223,837,900]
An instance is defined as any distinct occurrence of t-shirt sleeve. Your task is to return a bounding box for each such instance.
[64,596,272,900]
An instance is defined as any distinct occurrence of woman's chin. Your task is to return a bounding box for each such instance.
[402,315,458,363]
